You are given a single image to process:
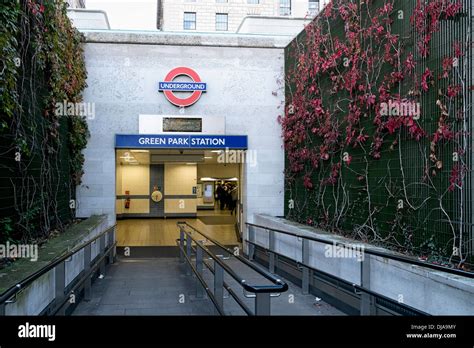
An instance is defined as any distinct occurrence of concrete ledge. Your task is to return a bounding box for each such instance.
[251,214,474,315]
[82,30,290,48]
[1,215,112,315]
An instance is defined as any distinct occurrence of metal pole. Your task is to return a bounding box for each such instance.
[99,234,106,276]
[255,292,271,316]
[268,229,276,273]
[214,260,224,314]
[55,262,66,315]
[186,233,192,276]
[179,228,185,263]
[360,254,375,315]
[302,239,310,295]
[108,228,115,264]
[248,225,255,260]
[83,244,92,301]
[196,242,204,299]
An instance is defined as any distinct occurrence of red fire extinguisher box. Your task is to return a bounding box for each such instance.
[125,190,130,209]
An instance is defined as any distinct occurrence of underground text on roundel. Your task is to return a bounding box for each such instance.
[18,322,56,342]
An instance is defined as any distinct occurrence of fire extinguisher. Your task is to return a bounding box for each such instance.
[125,190,130,209]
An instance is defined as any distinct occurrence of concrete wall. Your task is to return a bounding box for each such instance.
[77,31,286,228]
[252,215,474,315]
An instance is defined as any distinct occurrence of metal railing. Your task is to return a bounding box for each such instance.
[0,224,116,316]
[176,222,288,315]
[246,222,474,316]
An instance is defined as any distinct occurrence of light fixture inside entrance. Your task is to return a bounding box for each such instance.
[200,177,216,181]
[130,150,149,153]
[186,163,196,165]
[211,150,223,153]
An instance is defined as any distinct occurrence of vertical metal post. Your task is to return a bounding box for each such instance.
[196,242,204,298]
[360,254,375,315]
[214,260,224,314]
[179,228,185,263]
[83,244,92,301]
[186,233,192,276]
[99,234,106,276]
[108,228,115,264]
[301,239,310,295]
[248,225,255,261]
[55,262,66,315]
[255,292,271,316]
[268,229,276,273]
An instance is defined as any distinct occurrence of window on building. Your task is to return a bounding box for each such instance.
[308,0,319,15]
[247,0,260,4]
[280,0,291,16]
[183,12,196,30]
[216,0,228,3]
[216,13,228,31]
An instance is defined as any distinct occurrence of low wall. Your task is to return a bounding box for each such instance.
[251,215,474,315]
[3,215,111,315]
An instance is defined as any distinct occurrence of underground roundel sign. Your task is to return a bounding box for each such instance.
[158,67,207,107]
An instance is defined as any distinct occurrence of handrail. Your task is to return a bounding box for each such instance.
[246,222,474,279]
[0,224,117,305]
[177,222,288,315]
[177,238,225,315]
[178,222,288,293]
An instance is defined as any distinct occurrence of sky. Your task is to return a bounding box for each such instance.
[86,0,158,30]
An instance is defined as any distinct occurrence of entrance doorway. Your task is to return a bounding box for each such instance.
[114,149,244,248]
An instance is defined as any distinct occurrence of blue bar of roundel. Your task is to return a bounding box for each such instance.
[115,134,247,149]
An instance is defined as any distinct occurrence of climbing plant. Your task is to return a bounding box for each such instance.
[282,0,472,268]
[0,0,89,243]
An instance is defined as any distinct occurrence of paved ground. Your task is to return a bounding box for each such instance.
[72,255,345,316]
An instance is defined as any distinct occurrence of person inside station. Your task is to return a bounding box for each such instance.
[215,181,225,210]
[230,184,238,215]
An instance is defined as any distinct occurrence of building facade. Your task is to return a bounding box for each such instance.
[158,0,328,32]
[77,31,288,246]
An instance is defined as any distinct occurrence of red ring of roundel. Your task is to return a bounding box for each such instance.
[163,67,204,107]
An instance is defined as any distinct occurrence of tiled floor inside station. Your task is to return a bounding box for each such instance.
[116,210,239,247]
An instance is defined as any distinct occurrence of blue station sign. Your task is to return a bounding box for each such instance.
[115,134,248,149]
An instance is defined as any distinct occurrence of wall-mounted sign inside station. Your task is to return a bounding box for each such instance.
[115,134,247,149]
[158,67,207,107]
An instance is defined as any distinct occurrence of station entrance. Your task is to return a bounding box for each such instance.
[115,148,245,248]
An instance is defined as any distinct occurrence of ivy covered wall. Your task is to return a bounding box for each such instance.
[0,0,89,243]
[283,0,473,268]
